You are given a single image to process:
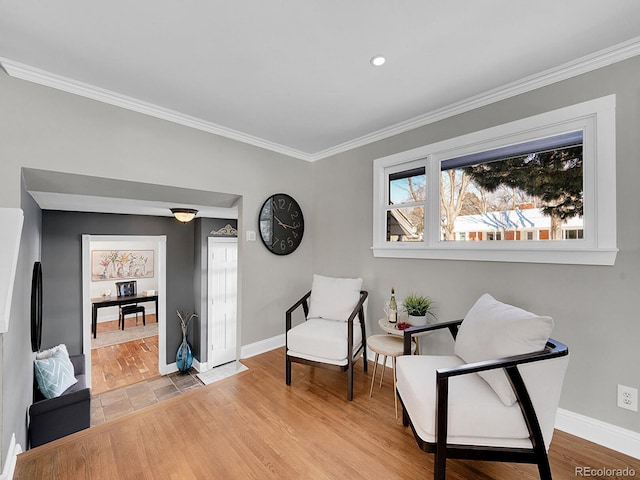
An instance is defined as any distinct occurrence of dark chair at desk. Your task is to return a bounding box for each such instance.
[115,280,145,330]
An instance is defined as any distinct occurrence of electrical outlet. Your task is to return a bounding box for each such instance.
[617,385,638,412]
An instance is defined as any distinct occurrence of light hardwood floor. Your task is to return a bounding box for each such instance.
[16,347,640,479]
[92,315,159,395]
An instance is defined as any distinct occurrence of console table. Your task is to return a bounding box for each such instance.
[91,294,159,338]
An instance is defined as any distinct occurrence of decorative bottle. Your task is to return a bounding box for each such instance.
[389,287,397,324]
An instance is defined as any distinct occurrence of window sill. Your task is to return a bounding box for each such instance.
[372,245,618,266]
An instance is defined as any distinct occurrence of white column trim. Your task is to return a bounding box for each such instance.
[0,434,21,480]
[82,235,167,380]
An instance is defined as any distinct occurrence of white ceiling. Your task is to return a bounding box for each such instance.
[2,1,640,162]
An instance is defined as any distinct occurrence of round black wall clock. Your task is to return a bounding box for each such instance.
[259,193,304,255]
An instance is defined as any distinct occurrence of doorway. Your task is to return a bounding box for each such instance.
[81,235,167,391]
[208,237,238,368]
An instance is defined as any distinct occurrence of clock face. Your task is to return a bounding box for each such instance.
[259,193,304,255]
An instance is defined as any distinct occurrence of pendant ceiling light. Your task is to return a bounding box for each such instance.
[171,208,198,223]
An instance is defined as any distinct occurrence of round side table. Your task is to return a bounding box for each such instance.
[367,334,416,418]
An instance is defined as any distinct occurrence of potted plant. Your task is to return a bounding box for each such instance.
[402,293,435,326]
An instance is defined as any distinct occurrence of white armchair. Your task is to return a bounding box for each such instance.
[285,274,368,400]
[396,294,569,480]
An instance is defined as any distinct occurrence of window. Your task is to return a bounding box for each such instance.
[372,95,617,265]
[441,131,583,244]
[386,165,425,242]
[564,229,584,240]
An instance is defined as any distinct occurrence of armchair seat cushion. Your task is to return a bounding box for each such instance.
[396,355,532,449]
[287,318,363,365]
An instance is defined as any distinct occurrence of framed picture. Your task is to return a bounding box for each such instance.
[91,250,154,281]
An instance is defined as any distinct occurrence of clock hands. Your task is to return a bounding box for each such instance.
[274,215,295,230]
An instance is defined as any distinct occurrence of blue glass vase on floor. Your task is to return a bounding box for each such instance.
[176,311,198,373]
[176,335,193,372]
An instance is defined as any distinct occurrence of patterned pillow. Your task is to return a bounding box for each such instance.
[34,347,78,399]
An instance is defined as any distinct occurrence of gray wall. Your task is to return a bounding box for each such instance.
[311,55,640,434]
[0,69,312,460]
[41,211,196,363]
[1,186,41,459]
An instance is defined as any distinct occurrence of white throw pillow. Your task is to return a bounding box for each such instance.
[454,293,554,406]
[36,343,69,360]
[307,274,363,322]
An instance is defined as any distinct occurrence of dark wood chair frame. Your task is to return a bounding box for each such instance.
[115,280,146,329]
[399,319,569,480]
[285,290,369,401]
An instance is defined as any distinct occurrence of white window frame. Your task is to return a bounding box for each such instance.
[384,159,426,242]
[372,95,617,265]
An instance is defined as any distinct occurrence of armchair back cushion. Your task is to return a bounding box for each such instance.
[307,274,363,322]
[454,293,554,406]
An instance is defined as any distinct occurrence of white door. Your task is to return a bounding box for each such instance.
[208,237,238,368]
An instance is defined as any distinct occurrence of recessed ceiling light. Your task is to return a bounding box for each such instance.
[370,55,386,67]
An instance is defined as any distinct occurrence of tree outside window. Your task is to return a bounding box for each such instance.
[440,132,583,241]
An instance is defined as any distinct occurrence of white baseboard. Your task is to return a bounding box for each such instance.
[163,335,285,376]
[1,434,21,480]
[191,358,204,373]
[241,334,284,359]
[556,408,640,459]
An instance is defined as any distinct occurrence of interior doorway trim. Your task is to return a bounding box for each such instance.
[81,234,168,385]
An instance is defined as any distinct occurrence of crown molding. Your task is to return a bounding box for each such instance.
[2,35,640,163]
[0,57,313,161]
[306,35,640,161]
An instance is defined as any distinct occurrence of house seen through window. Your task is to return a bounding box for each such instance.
[439,131,584,243]
[387,167,425,242]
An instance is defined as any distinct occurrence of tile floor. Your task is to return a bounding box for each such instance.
[91,370,204,426]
